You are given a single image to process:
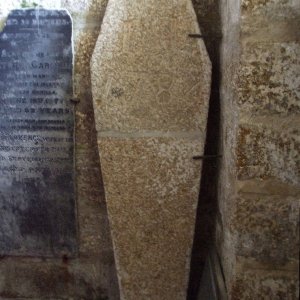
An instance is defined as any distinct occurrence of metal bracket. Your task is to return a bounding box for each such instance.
[188,34,205,39]
[193,155,222,160]
[70,98,80,105]
[188,34,223,40]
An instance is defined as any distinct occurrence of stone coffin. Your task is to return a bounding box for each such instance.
[91,1,211,299]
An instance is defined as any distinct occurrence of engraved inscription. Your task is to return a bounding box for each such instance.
[0,9,76,257]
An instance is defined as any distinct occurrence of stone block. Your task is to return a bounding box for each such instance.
[241,15,300,44]
[233,191,299,265]
[236,120,300,184]
[231,268,299,300]
[0,258,113,299]
[238,42,300,115]
[241,0,299,13]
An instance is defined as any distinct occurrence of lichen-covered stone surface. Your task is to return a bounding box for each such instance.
[237,119,299,184]
[91,1,211,299]
[238,42,300,115]
[231,267,299,300]
[235,184,299,265]
[218,0,300,298]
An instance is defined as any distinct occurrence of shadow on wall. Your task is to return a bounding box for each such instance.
[73,4,120,299]
[188,1,222,299]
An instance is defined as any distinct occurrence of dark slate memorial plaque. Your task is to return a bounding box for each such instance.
[0,9,77,256]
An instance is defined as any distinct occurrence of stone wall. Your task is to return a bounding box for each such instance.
[0,0,299,299]
[218,0,300,298]
[0,1,119,299]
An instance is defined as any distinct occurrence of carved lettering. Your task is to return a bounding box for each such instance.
[0,9,76,257]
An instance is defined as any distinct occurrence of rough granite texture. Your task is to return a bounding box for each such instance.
[91,1,211,299]
[0,0,299,299]
[218,0,300,298]
[231,267,299,300]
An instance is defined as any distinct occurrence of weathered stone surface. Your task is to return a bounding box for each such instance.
[218,0,300,297]
[62,0,108,18]
[99,137,204,299]
[234,192,299,265]
[0,1,119,299]
[238,42,300,115]
[91,0,211,298]
[237,178,300,196]
[91,5,210,132]
[0,257,114,299]
[231,268,299,300]
[237,119,300,184]
[242,0,299,13]
[0,9,76,257]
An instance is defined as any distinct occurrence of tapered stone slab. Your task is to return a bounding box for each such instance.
[91,1,211,299]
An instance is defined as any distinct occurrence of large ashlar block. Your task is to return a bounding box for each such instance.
[236,117,299,184]
[230,267,299,300]
[91,0,211,299]
[238,42,300,115]
[234,191,299,265]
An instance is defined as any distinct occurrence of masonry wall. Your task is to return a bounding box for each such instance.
[0,1,299,299]
[217,0,300,298]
